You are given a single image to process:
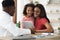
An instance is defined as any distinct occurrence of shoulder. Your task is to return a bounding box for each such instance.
[0,11,10,18]
[40,18,48,24]
[40,18,47,21]
[0,11,11,22]
[0,11,11,25]
[21,16,26,21]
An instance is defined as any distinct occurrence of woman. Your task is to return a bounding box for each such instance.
[33,4,54,33]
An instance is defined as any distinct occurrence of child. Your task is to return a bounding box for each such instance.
[33,4,54,33]
[21,4,35,29]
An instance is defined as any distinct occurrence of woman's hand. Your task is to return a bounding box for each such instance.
[30,28,36,34]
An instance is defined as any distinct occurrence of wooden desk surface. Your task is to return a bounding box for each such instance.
[13,33,60,40]
[0,33,60,40]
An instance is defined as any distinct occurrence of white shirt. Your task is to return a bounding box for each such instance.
[0,11,31,37]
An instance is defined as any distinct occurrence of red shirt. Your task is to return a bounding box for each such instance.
[34,18,48,30]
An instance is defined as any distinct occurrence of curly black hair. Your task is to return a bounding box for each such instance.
[23,3,35,16]
[2,0,14,7]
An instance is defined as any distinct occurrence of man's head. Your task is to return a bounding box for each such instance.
[2,0,15,16]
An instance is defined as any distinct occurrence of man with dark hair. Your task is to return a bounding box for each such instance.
[2,0,15,16]
[0,0,31,37]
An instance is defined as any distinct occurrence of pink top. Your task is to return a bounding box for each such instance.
[21,16,34,28]
[34,18,48,30]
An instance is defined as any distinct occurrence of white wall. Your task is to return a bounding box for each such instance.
[33,0,49,5]
[49,0,60,4]
[17,0,24,23]
[0,0,3,11]
[17,0,31,23]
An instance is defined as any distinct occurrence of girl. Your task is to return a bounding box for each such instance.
[21,4,35,29]
[34,4,54,33]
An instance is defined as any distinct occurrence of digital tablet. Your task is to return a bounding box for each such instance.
[23,21,34,29]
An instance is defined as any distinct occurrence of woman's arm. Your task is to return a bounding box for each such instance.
[35,22,54,33]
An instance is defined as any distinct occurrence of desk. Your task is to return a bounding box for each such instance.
[0,34,60,40]
[13,33,60,40]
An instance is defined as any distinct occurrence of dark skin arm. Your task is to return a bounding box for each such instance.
[30,28,36,34]
[35,22,54,33]
[30,22,54,33]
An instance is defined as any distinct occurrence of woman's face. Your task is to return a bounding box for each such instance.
[26,6,33,17]
[34,7,41,18]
